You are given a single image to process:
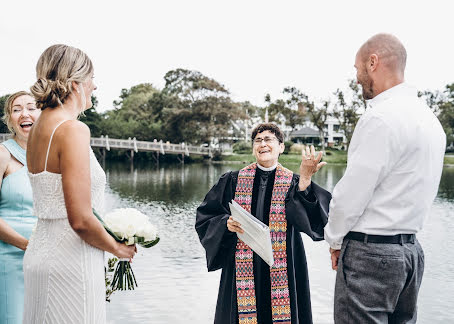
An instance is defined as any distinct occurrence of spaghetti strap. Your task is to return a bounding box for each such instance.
[44,120,69,171]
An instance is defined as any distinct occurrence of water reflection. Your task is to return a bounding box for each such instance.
[105,162,454,324]
[438,166,454,201]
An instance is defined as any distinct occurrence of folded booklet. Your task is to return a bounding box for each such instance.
[229,200,274,267]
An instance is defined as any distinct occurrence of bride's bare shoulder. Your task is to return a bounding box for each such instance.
[58,120,89,133]
[55,120,90,140]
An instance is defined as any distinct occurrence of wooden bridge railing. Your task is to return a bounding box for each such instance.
[0,134,232,157]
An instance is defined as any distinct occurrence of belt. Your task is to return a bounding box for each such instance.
[345,231,415,244]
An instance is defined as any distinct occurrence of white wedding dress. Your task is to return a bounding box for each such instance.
[23,121,107,324]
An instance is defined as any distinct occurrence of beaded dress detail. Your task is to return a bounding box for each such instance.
[23,120,107,324]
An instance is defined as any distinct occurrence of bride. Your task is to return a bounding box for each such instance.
[24,44,136,324]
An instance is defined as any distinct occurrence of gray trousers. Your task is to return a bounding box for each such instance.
[334,238,425,324]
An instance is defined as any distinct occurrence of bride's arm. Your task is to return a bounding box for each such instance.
[58,121,135,259]
[0,145,28,250]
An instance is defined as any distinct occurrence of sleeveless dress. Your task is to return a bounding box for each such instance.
[0,139,35,324]
[23,121,107,324]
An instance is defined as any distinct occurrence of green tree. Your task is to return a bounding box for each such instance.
[164,69,229,102]
[306,99,330,152]
[79,95,102,136]
[101,84,163,141]
[238,101,261,142]
[419,83,454,149]
[113,83,159,119]
[263,88,308,139]
[162,69,243,144]
[333,80,367,149]
[263,94,285,123]
[418,89,443,114]
[438,84,454,148]
[265,88,329,147]
[0,94,11,133]
[282,87,308,131]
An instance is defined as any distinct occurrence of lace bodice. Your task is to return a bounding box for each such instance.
[28,148,106,219]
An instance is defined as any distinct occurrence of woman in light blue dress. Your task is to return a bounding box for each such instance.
[0,91,41,324]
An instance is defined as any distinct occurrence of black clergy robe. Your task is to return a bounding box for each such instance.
[195,167,332,324]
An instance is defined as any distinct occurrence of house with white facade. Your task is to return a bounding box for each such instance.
[288,116,346,147]
[226,113,348,149]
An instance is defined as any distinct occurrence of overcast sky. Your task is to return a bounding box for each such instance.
[1,0,453,112]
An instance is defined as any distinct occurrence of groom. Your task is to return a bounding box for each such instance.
[324,33,446,323]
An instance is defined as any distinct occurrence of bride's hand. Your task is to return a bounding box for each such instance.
[114,242,136,259]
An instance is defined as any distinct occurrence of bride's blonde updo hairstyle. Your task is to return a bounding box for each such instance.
[30,44,93,110]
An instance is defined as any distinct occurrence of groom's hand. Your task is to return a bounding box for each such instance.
[330,248,341,271]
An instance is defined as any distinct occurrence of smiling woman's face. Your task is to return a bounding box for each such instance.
[252,130,285,167]
[9,95,41,141]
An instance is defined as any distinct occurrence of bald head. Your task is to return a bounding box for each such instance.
[358,33,407,75]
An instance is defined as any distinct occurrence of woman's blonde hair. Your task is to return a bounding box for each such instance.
[30,44,93,110]
[3,91,34,134]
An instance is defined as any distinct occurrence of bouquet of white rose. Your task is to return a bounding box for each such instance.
[94,208,159,293]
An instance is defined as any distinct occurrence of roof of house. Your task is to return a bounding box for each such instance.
[289,127,319,137]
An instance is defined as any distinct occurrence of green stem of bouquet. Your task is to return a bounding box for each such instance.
[111,260,138,291]
[94,208,159,297]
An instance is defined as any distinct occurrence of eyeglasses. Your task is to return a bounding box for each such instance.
[253,136,279,145]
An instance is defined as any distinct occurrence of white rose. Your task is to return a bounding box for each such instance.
[104,207,158,243]
[143,224,157,242]
[125,224,136,239]
[108,223,122,236]
[135,227,146,238]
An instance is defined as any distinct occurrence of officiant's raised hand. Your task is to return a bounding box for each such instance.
[299,145,327,191]
[227,216,244,234]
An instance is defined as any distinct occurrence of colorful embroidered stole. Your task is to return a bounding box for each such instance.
[234,162,293,324]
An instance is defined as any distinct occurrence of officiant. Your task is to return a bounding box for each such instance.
[195,123,331,324]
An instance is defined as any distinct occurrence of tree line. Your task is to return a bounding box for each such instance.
[1,69,453,151]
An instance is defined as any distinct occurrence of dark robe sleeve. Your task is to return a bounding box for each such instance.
[285,175,332,241]
[195,171,238,272]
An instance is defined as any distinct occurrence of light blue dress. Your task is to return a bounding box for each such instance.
[0,139,35,324]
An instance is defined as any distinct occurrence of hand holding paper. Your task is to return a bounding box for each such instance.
[229,201,274,267]
[227,216,244,234]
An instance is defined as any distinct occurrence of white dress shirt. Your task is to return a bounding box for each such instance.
[324,83,446,249]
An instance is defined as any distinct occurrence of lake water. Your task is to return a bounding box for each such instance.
[104,162,454,324]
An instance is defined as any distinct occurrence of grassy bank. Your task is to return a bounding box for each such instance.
[220,149,348,165]
[221,151,454,166]
[445,155,454,165]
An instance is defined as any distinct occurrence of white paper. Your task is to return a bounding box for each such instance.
[229,200,274,267]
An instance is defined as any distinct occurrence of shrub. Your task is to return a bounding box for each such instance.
[233,141,252,154]
[283,141,294,154]
[289,143,304,154]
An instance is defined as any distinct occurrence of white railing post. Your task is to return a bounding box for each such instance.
[133,137,138,153]
[105,135,110,151]
[160,140,165,155]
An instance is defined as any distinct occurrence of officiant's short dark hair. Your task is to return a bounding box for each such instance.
[251,123,284,143]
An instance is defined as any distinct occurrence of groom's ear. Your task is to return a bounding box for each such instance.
[368,54,379,72]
